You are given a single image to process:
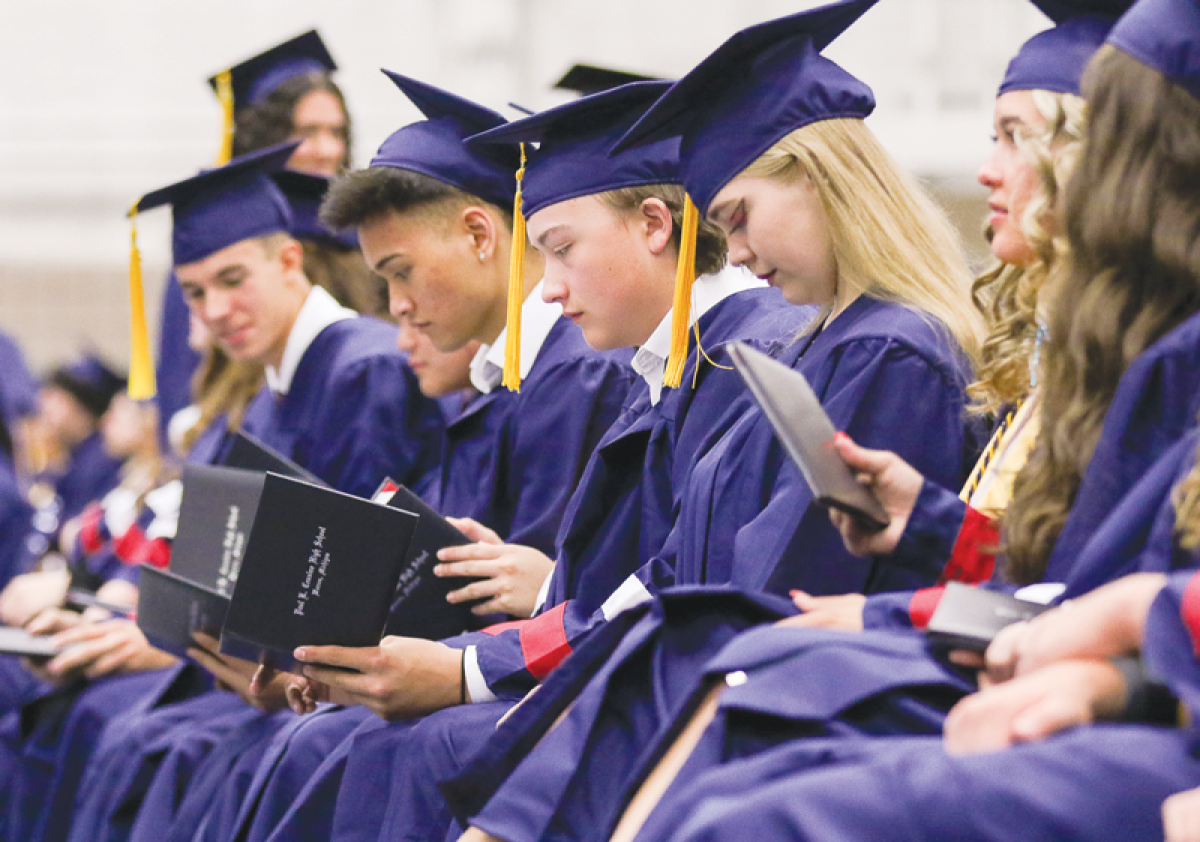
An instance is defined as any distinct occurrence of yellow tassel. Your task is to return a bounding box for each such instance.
[663,193,699,389]
[126,204,157,400]
[501,143,528,392]
[215,69,235,165]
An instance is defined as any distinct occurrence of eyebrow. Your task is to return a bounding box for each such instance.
[373,253,405,273]
[213,264,248,282]
[706,199,733,225]
[535,224,569,249]
[998,115,1023,132]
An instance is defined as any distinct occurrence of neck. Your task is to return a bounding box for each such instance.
[266,280,313,369]
[480,249,545,347]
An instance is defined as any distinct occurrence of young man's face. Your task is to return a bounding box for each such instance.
[176,237,301,368]
[360,209,504,353]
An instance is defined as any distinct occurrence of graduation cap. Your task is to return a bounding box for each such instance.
[207,30,338,164]
[614,0,879,218]
[999,2,1132,96]
[48,355,126,419]
[123,142,298,399]
[272,170,357,249]
[371,70,521,211]
[553,63,663,96]
[468,82,692,387]
[1108,0,1200,101]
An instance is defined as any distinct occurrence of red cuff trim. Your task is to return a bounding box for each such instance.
[113,526,146,564]
[77,506,107,556]
[480,619,528,636]
[131,538,171,570]
[939,507,998,585]
[1182,573,1200,655]
[908,587,945,629]
[518,603,571,680]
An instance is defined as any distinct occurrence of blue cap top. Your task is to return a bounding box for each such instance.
[613,0,878,216]
[208,30,337,108]
[48,354,126,418]
[1108,0,1200,101]
[271,170,357,249]
[1032,0,1134,21]
[465,81,677,218]
[999,15,1120,96]
[136,142,298,266]
[370,71,521,209]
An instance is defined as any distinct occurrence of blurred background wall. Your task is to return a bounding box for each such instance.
[0,0,1049,374]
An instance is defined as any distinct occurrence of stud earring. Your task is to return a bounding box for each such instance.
[479,251,486,261]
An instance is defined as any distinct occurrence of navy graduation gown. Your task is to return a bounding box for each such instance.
[0,453,32,590]
[54,431,124,526]
[239,315,444,499]
[155,273,202,447]
[436,315,633,555]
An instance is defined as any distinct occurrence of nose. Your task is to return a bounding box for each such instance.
[977,146,1003,190]
[314,129,345,172]
[388,285,414,323]
[202,286,232,323]
[540,262,568,305]
[725,234,753,270]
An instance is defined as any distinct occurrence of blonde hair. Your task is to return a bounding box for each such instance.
[969,90,1087,414]
[741,118,984,363]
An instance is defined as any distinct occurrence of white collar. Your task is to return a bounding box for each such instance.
[265,286,357,395]
[631,265,764,405]
[469,281,562,394]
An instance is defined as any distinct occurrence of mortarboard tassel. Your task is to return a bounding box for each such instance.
[126,204,157,400]
[215,69,235,165]
[663,193,699,389]
[501,143,528,392]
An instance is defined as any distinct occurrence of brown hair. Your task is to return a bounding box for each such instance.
[969,90,1086,414]
[179,348,264,455]
[598,183,727,278]
[301,240,390,319]
[1003,46,1200,583]
[232,71,352,172]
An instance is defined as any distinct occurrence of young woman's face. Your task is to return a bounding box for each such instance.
[288,89,348,177]
[978,90,1046,267]
[706,173,836,307]
[361,210,503,353]
[528,196,674,351]
[395,317,478,398]
[101,394,154,458]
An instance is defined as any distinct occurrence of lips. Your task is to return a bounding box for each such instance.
[758,271,777,286]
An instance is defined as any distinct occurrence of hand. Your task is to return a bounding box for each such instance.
[284,673,329,716]
[776,591,865,631]
[25,607,86,636]
[292,636,464,721]
[458,829,505,842]
[435,541,553,619]
[187,632,290,712]
[943,659,1127,755]
[827,434,924,557]
[0,568,71,627]
[1164,785,1200,842]
[29,618,176,683]
[982,573,1168,685]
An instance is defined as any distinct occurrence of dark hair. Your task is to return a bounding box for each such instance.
[598,184,727,277]
[301,240,390,318]
[232,71,352,171]
[1003,45,1200,584]
[320,166,512,233]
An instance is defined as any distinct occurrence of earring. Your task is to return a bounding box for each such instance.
[479,251,487,261]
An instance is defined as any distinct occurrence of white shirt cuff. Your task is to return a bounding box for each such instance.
[463,645,497,704]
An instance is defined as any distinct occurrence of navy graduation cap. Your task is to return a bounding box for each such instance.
[614,0,879,217]
[1108,0,1200,101]
[466,81,677,218]
[123,142,298,399]
[371,70,521,210]
[999,1,1132,96]
[49,354,126,419]
[553,63,663,96]
[208,30,337,110]
[271,169,356,249]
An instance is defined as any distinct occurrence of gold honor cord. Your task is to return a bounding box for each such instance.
[502,143,528,392]
[962,407,1016,501]
[662,194,699,389]
[215,69,235,165]
[126,204,157,400]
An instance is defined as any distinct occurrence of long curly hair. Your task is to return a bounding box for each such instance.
[1003,46,1200,583]
[968,90,1085,415]
[232,71,352,172]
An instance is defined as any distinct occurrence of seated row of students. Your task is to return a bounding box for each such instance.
[8,0,1200,839]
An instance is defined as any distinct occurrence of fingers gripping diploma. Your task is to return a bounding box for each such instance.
[436,518,554,619]
[292,635,465,722]
[1164,785,1200,842]
[187,632,290,713]
[827,434,924,557]
[29,618,176,684]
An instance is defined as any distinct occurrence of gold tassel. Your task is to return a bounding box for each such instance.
[126,204,157,400]
[215,69,235,165]
[501,143,528,392]
[663,193,699,389]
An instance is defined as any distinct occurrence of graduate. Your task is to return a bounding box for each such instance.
[1,141,445,842]
[444,1,1200,839]
[244,79,805,842]
[127,73,635,842]
[157,30,351,440]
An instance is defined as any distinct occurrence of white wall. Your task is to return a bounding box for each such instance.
[0,0,1048,370]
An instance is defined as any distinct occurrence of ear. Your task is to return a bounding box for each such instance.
[277,237,305,275]
[461,206,499,261]
[640,198,673,257]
